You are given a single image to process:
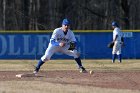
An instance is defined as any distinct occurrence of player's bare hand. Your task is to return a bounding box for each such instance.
[59,42,65,47]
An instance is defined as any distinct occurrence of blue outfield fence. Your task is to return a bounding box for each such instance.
[0,30,139,59]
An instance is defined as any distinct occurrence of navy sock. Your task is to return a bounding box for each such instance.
[75,57,82,68]
[36,59,45,71]
[112,54,117,62]
[118,54,122,62]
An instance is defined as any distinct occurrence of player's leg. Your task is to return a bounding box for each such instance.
[74,57,86,73]
[117,43,122,63]
[112,42,117,63]
[112,41,119,63]
[117,54,122,63]
[62,49,87,73]
[34,59,45,73]
[112,54,117,63]
[34,45,57,74]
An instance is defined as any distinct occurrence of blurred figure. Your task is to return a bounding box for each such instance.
[111,21,124,63]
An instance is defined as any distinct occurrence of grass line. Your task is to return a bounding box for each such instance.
[0,59,140,71]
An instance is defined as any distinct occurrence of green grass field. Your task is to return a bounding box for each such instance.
[0,59,140,71]
[0,59,140,93]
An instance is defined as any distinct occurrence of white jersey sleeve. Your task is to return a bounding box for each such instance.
[51,28,59,40]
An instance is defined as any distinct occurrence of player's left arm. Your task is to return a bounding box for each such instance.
[68,41,77,50]
[68,31,77,50]
[121,37,124,42]
[121,32,124,46]
[121,31,124,42]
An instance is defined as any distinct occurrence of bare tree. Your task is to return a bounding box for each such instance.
[0,0,140,30]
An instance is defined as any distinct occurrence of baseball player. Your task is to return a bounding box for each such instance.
[33,18,87,74]
[111,21,124,63]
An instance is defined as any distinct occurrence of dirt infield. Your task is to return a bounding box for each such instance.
[0,70,140,90]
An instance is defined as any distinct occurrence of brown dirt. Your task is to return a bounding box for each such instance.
[0,70,140,90]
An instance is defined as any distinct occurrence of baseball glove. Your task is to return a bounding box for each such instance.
[68,42,76,50]
[107,41,114,48]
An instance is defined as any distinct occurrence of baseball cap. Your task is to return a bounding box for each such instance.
[112,21,119,27]
[62,19,70,25]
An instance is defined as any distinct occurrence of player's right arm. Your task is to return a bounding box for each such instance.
[113,35,118,42]
[50,29,59,46]
[50,39,59,46]
[50,28,65,47]
[50,39,65,47]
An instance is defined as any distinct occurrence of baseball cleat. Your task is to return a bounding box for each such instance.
[118,61,122,63]
[33,70,38,75]
[33,67,39,75]
[112,60,115,63]
[79,67,87,73]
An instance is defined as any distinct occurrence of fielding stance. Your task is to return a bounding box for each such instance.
[112,21,124,63]
[33,19,86,74]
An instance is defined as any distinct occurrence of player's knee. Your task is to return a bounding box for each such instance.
[74,52,80,58]
[41,57,49,62]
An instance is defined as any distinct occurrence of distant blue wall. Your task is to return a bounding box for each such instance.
[0,32,138,59]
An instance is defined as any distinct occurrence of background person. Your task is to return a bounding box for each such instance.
[111,21,124,63]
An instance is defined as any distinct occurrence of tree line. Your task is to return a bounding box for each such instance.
[0,0,140,31]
